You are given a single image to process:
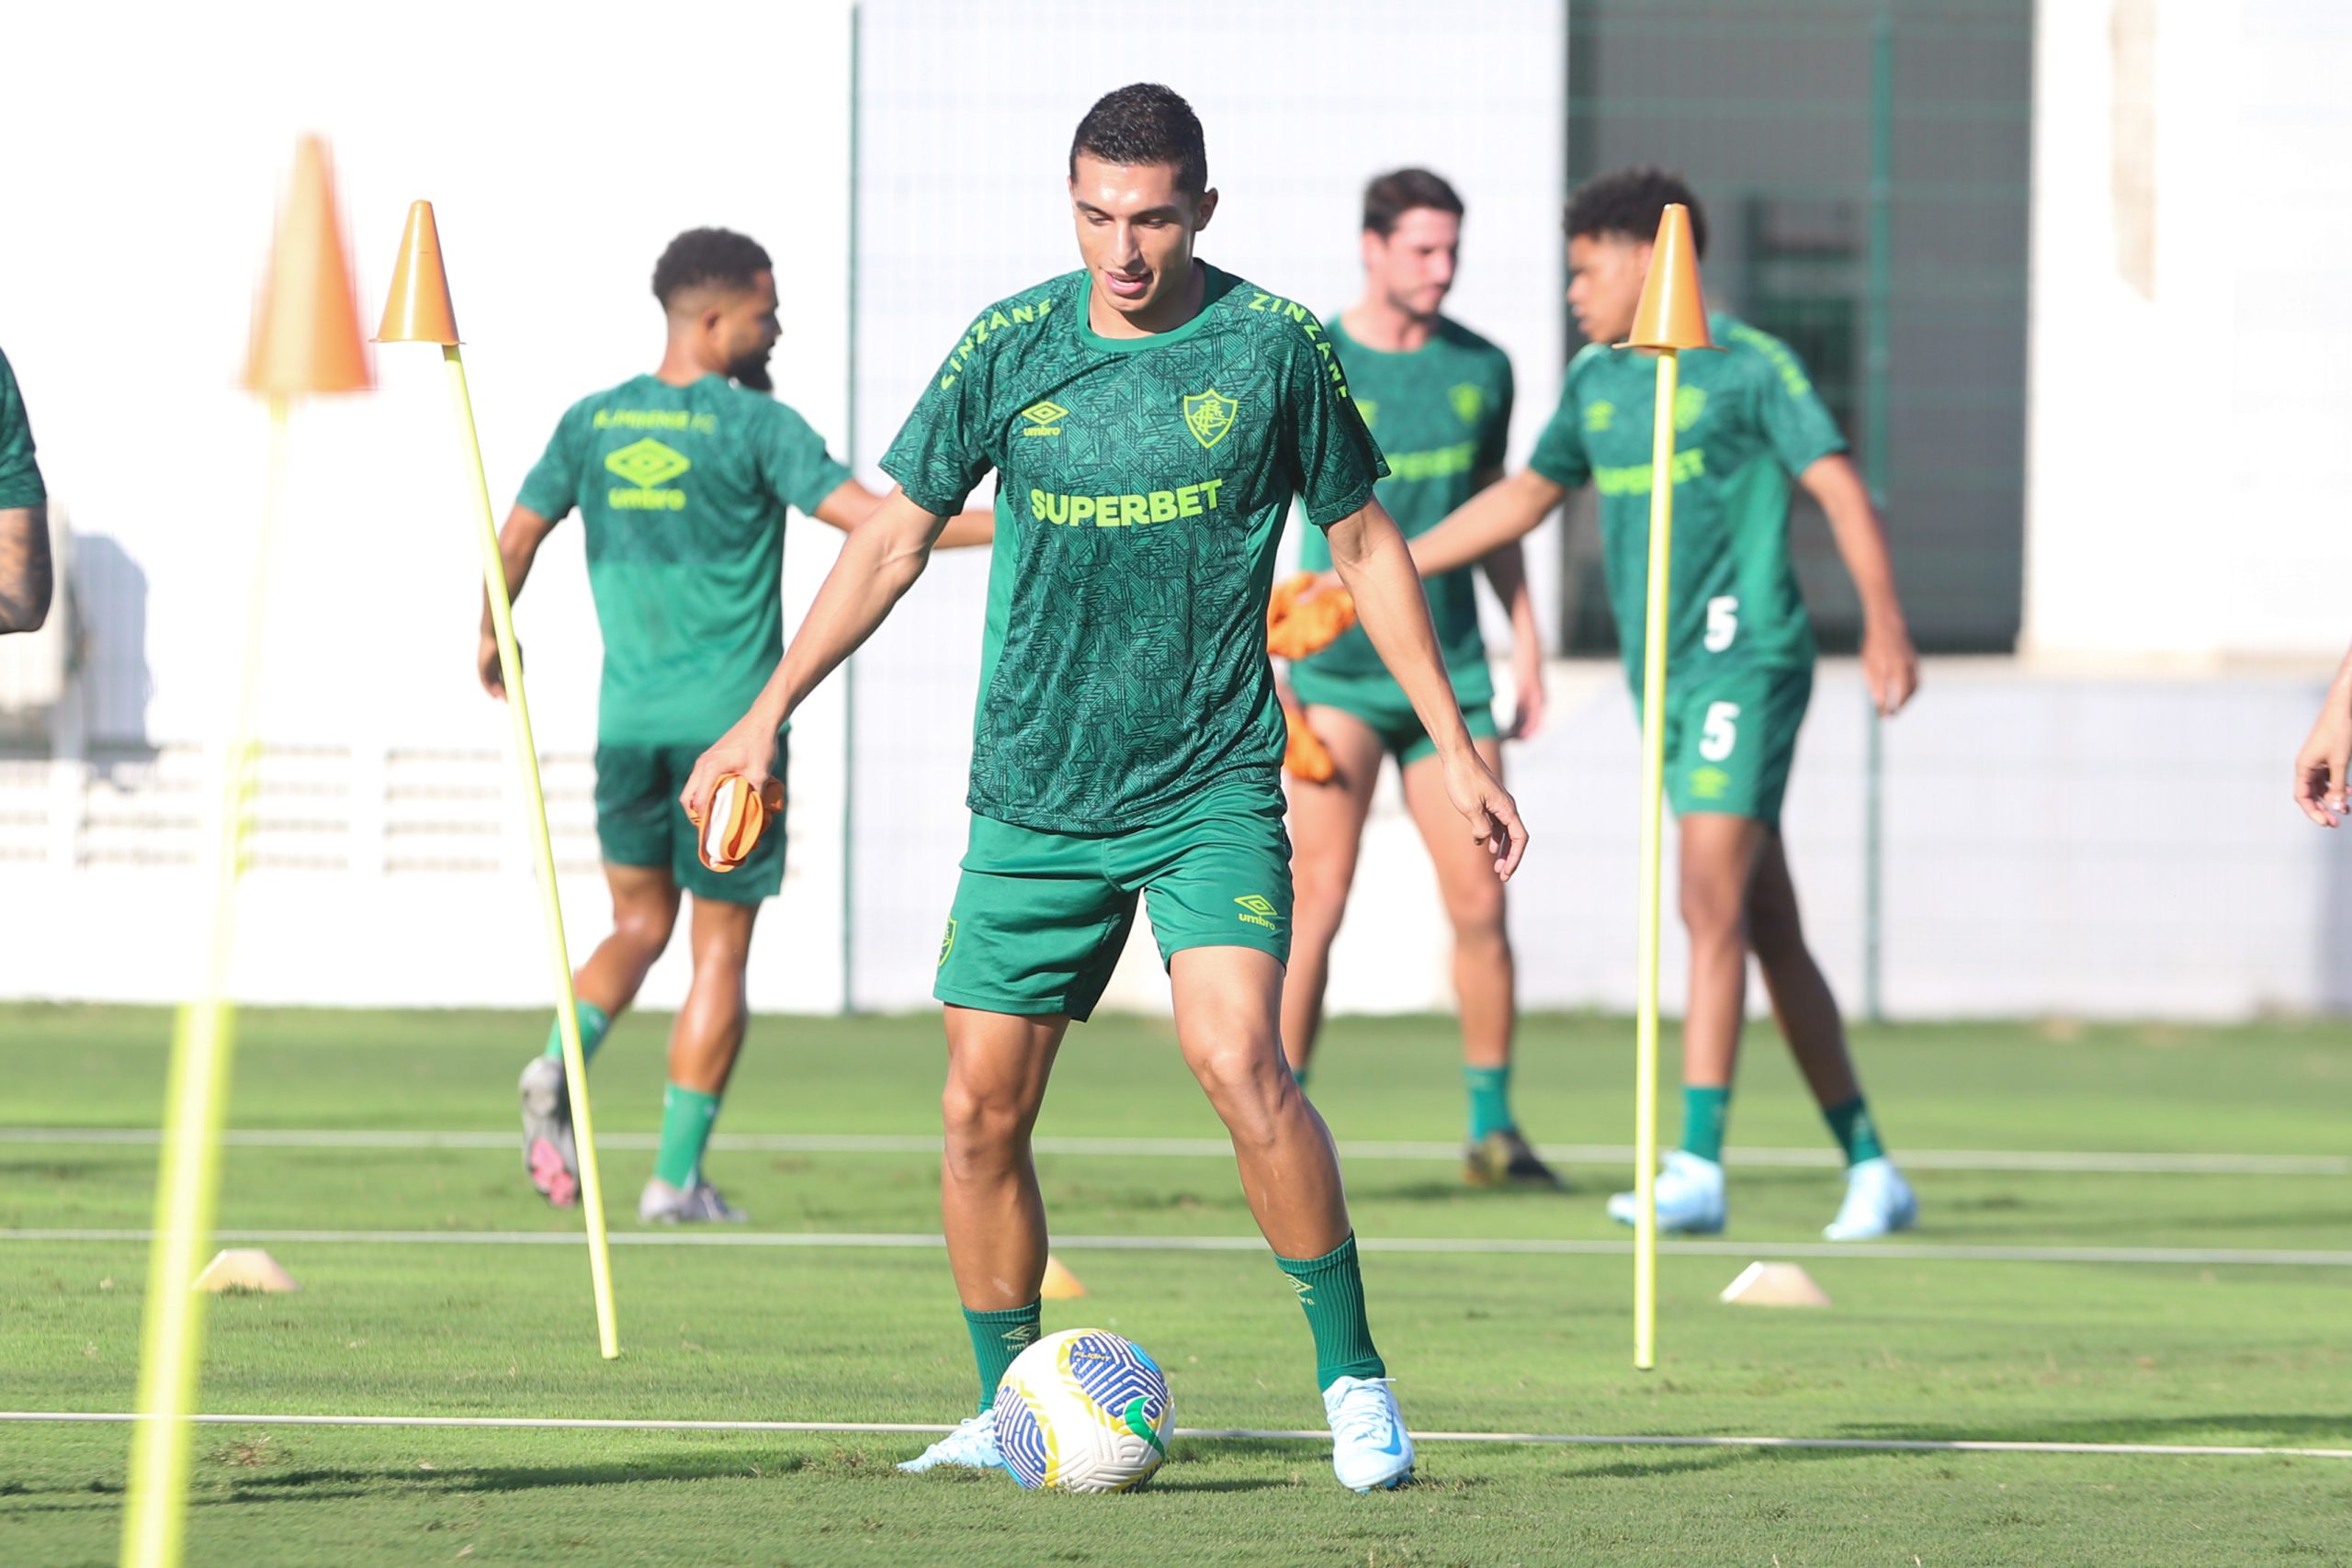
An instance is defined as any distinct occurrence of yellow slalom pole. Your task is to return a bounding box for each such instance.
[441,344,619,1359]
[1632,350,1679,1375]
[119,398,288,1568]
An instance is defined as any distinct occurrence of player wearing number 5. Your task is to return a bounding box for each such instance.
[1409,168,1921,1239]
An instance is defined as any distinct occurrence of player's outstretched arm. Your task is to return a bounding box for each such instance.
[1325,498,1528,881]
[1801,454,1918,716]
[682,485,948,820]
[2292,639,2352,826]
[1407,468,1566,582]
[479,505,558,699]
[812,479,995,549]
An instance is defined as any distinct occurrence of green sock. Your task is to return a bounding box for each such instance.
[963,1301,1041,1413]
[1823,1096,1886,1166]
[1274,1234,1385,1390]
[652,1083,721,1189]
[1680,1085,1731,1164]
[1464,1065,1513,1142]
[543,1000,611,1066]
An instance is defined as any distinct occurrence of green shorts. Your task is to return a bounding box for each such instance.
[594,733,787,905]
[933,782,1293,1021]
[1643,666,1812,829]
[1288,667,1498,766]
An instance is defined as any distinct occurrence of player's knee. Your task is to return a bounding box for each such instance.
[1445,886,1508,951]
[1290,856,1356,930]
[612,901,679,955]
[940,1075,1034,1155]
[1679,878,1747,948]
[1187,1037,1286,1124]
[1748,895,1805,965]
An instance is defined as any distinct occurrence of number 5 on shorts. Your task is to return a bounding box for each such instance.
[1699,701,1741,762]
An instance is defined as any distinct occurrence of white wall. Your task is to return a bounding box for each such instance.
[0,0,857,1013]
[2025,0,2352,664]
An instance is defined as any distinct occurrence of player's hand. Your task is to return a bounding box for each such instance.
[478,628,512,701]
[2293,698,2352,826]
[680,718,779,828]
[1507,637,1548,739]
[1442,745,1527,882]
[1861,616,1918,716]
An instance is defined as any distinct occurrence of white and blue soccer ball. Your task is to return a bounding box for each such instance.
[993,1327,1172,1493]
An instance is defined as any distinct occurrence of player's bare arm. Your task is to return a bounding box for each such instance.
[811,478,995,548]
[1476,531,1547,739]
[682,485,948,818]
[1407,467,1567,581]
[2292,638,2352,826]
[1798,453,1917,716]
[477,503,558,697]
[0,505,53,634]
[1325,496,1528,880]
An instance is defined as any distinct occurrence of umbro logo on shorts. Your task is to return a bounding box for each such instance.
[1234,895,1281,933]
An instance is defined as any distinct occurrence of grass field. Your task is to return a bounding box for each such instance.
[3,1004,2347,1566]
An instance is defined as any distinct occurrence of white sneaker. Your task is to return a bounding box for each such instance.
[1824,1156,1917,1240]
[1606,1149,1727,1235]
[1323,1375,1414,1492]
[636,1178,747,1224]
[898,1407,1002,1473]
[517,1055,577,1208]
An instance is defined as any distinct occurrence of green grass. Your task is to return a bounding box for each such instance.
[2,1005,2348,1566]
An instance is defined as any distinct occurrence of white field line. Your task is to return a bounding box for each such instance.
[1,1410,2344,1460]
[5,1228,2349,1269]
[3,1126,2341,1177]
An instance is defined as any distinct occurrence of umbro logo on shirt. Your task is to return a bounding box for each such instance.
[1019,400,1068,436]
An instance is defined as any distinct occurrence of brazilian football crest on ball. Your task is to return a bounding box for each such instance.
[1182,389,1238,450]
[994,1328,1172,1492]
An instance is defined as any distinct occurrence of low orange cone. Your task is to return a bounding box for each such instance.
[1039,1256,1088,1301]
[192,1249,300,1294]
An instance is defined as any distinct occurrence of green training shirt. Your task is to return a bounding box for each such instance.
[0,348,46,510]
[1295,315,1512,702]
[882,263,1387,833]
[1528,313,1844,688]
[516,374,850,746]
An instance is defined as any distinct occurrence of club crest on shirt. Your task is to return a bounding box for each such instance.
[1182,389,1239,450]
[1674,385,1709,432]
[1449,383,1485,425]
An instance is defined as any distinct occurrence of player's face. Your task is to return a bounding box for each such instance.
[717,271,783,391]
[1363,207,1460,321]
[1069,154,1217,323]
[1566,233,1650,347]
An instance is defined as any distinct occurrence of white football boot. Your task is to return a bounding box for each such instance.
[1824,1156,1918,1240]
[898,1407,1003,1473]
[1607,1149,1727,1235]
[1324,1375,1415,1492]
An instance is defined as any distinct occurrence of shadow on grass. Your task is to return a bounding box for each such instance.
[220,1449,811,1504]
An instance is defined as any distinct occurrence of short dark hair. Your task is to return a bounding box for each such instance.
[1069,83,1207,197]
[1565,167,1708,257]
[1363,168,1464,237]
[651,228,773,309]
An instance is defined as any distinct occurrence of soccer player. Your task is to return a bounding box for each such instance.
[490,228,990,1224]
[1282,169,1558,1188]
[683,85,1525,1489]
[2292,641,2352,826]
[0,347,54,635]
[1403,168,1920,1239]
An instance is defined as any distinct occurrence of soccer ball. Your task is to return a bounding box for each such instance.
[993,1327,1172,1492]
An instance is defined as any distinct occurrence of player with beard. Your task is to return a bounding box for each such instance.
[489,227,991,1224]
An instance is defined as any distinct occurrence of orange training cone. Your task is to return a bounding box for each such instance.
[376,200,462,345]
[1619,203,1716,353]
[1039,1256,1088,1301]
[243,136,372,396]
